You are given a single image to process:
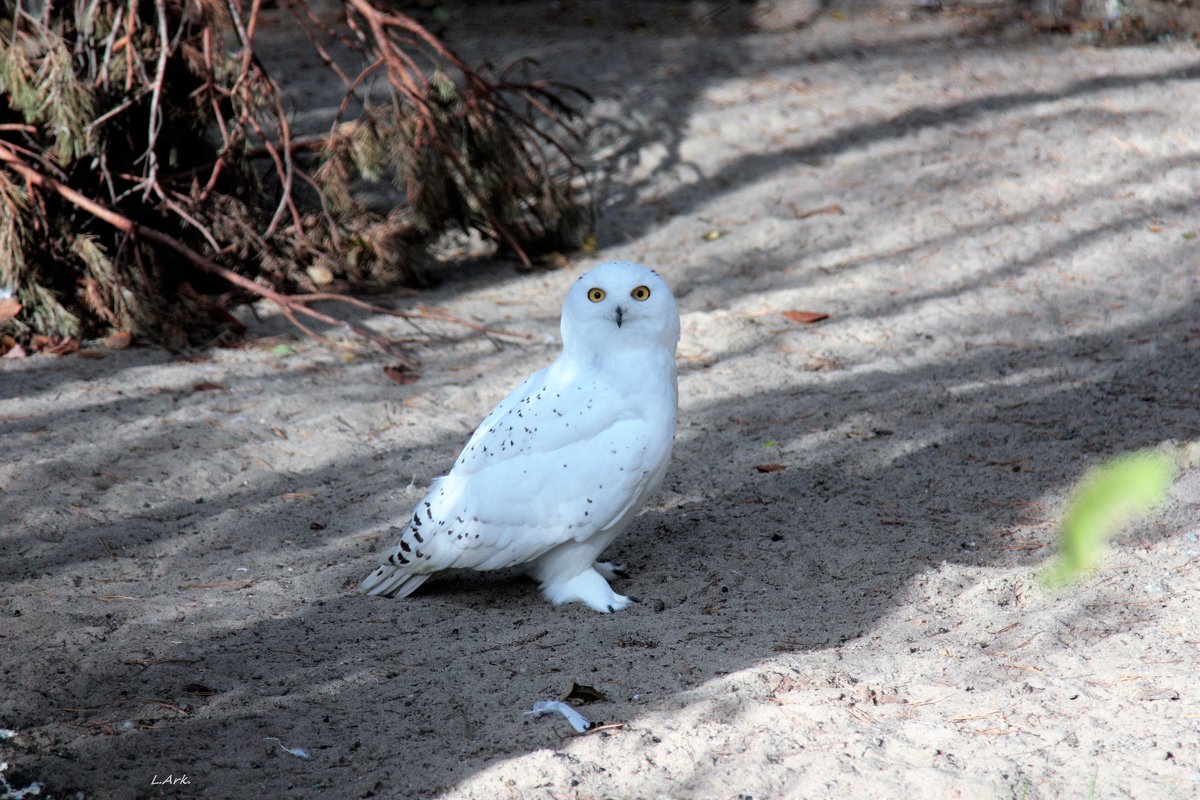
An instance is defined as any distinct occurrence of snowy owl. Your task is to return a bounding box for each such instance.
[359,260,680,612]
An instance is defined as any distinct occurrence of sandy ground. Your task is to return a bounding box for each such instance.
[4,2,1200,798]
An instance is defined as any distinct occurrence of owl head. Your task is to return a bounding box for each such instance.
[561,261,680,354]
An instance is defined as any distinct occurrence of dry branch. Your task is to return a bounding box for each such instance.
[0,141,527,362]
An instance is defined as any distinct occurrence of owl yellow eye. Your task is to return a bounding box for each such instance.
[630,285,651,301]
[587,288,606,303]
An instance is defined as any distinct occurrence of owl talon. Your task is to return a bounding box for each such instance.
[594,561,629,581]
[542,567,632,613]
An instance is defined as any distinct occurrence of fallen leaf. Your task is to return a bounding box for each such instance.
[99,331,133,350]
[2,343,26,359]
[53,338,81,355]
[192,381,228,392]
[782,310,829,324]
[701,229,724,241]
[271,343,295,357]
[30,336,80,355]
[0,297,21,321]
[384,364,420,384]
[563,683,608,704]
[28,335,79,352]
[756,463,786,473]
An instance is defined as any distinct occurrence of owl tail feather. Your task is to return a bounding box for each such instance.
[359,565,430,598]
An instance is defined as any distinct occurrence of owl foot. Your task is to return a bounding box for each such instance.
[542,567,632,613]
[594,561,630,580]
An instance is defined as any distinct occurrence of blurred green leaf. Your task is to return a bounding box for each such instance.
[1042,450,1176,588]
[272,343,295,357]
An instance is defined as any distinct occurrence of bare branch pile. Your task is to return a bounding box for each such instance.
[0,0,591,352]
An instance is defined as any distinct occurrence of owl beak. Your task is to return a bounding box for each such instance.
[613,305,625,328]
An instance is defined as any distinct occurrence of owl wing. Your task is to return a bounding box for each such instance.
[428,415,666,571]
[361,379,670,595]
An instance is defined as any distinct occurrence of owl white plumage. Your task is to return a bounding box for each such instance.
[359,260,680,612]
